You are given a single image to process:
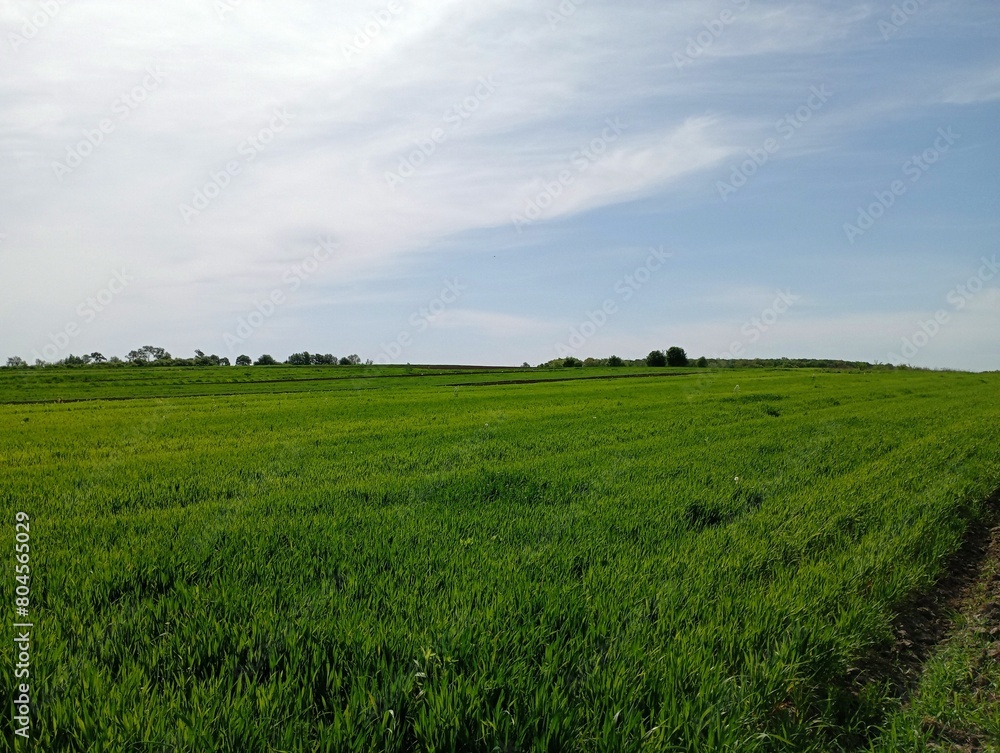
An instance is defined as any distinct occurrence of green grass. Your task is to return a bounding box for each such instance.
[1,367,998,751]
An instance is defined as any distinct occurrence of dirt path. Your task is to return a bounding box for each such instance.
[889,504,999,700]
[857,492,1000,750]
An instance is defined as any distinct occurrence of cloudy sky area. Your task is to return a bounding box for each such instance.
[1,0,998,369]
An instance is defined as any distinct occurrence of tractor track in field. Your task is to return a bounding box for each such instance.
[0,369,519,406]
[446,371,693,387]
[849,490,1000,750]
[2,370,696,405]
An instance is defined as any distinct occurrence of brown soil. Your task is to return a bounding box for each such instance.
[850,491,1000,751]
[887,501,999,700]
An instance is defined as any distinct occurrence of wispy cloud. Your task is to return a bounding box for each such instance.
[434,309,557,338]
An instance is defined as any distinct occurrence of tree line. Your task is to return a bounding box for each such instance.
[4,344,900,371]
[3,347,369,369]
[541,347,695,369]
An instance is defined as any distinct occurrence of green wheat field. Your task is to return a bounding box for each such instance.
[2,365,998,752]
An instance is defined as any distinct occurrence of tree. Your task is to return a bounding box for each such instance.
[90,352,106,363]
[5,356,26,368]
[236,355,252,366]
[140,345,170,361]
[562,357,582,368]
[218,357,230,366]
[342,354,361,365]
[254,354,277,365]
[607,355,623,367]
[696,356,708,368]
[128,345,170,364]
[666,347,689,367]
[286,352,311,366]
[646,350,666,367]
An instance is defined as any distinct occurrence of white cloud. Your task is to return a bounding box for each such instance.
[941,66,1000,105]
[433,309,557,338]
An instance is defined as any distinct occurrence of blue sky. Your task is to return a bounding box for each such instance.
[1,0,998,369]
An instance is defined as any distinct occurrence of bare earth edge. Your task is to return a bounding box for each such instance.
[849,490,1000,751]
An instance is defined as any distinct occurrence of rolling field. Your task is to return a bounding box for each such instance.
[2,367,999,751]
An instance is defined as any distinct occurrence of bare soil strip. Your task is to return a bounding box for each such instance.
[892,499,997,697]
[852,491,1000,750]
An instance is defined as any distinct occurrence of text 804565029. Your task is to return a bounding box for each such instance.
[13,511,34,740]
